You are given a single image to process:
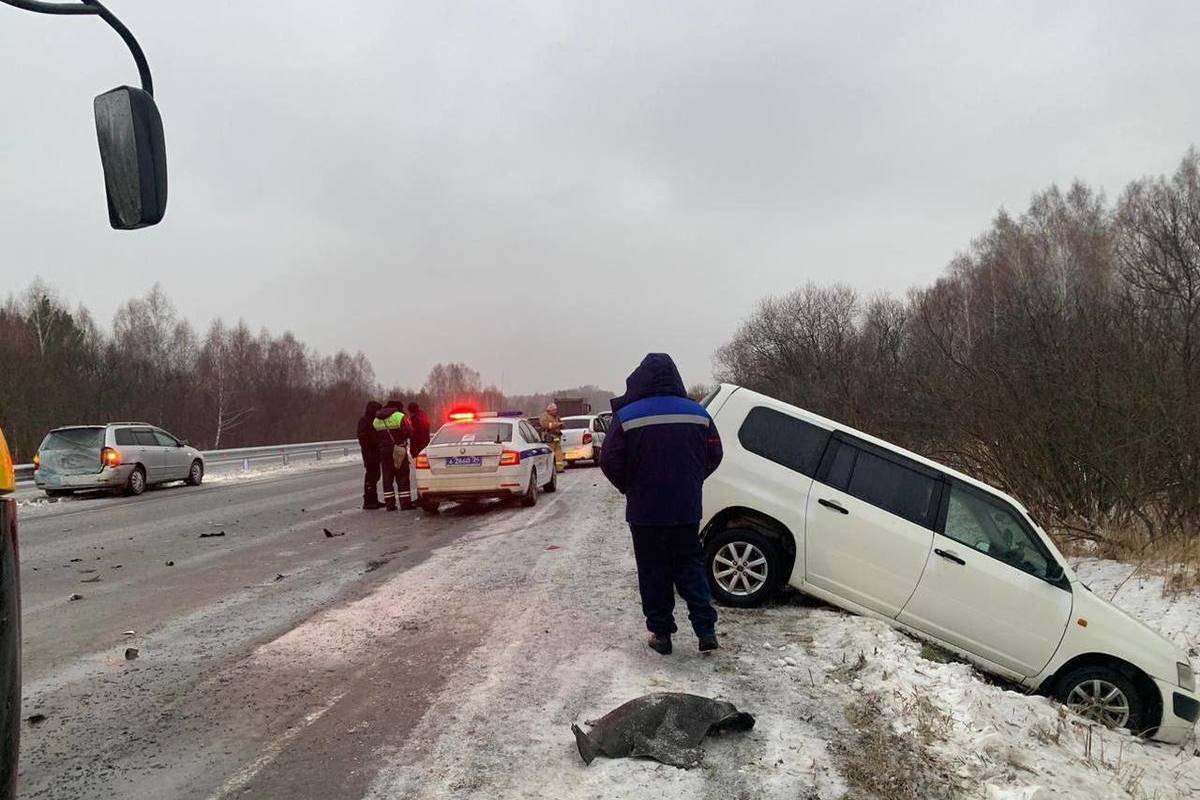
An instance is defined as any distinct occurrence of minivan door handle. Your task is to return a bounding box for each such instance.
[817,498,849,515]
[934,548,966,566]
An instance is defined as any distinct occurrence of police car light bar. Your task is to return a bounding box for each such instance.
[447,410,526,422]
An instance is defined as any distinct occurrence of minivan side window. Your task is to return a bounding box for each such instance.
[943,484,1054,579]
[114,429,137,446]
[737,407,831,477]
[825,441,938,528]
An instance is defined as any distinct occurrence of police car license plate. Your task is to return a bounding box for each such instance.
[446,456,483,467]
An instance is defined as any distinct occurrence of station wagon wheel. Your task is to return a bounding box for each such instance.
[125,466,146,496]
[1055,665,1145,734]
[704,527,780,608]
[186,460,204,486]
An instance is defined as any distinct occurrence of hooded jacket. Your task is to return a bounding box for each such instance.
[357,401,382,462]
[600,353,723,525]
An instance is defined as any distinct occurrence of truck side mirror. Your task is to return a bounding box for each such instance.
[94,86,167,229]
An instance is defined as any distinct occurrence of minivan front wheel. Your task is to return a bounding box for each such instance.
[705,527,780,608]
[1055,666,1146,733]
[124,466,146,497]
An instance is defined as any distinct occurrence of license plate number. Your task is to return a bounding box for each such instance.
[445,456,483,467]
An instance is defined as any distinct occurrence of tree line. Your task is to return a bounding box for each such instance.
[716,148,1200,553]
[0,283,614,462]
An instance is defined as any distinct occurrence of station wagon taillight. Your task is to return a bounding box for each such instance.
[32,454,39,471]
[499,450,520,466]
[101,447,122,468]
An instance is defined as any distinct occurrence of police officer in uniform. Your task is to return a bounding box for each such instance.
[374,399,415,511]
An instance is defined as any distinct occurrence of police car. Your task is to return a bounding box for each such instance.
[415,411,556,511]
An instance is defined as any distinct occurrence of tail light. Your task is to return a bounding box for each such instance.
[32,454,40,471]
[582,432,593,445]
[415,453,429,469]
[101,447,122,468]
[499,450,520,466]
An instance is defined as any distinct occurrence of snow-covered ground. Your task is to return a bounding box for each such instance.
[247,474,1197,799]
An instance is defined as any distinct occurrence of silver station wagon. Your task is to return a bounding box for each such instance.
[34,423,205,497]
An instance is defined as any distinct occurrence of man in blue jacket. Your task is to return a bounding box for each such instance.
[601,353,723,655]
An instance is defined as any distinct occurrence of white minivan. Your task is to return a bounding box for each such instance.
[700,384,1198,743]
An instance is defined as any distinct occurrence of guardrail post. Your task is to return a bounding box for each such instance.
[283,451,289,466]
[316,449,322,461]
[242,458,249,472]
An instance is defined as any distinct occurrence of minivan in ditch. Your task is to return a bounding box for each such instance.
[700,384,1198,743]
[34,423,205,497]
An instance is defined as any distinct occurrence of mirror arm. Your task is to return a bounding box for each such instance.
[1,0,154,95]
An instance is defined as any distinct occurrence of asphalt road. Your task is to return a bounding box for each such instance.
[16,462,591,800]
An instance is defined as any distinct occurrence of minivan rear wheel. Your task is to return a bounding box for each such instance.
[705,527,780,608]
[1055,665,1146,734]
[124,466,146,497]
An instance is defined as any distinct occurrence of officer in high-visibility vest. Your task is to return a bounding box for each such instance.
[373,399,415,511]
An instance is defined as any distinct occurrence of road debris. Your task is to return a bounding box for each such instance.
[26,714,46,726]
[199,531,226,538]
[124,648,139,660]
[165,561,175,567]
[69,558,81,563]
[545,545,560,551]
[323,528,345,537]
[273,573,286,582]
[123,631,136,637]
[572,692,755,768]
[80,575,102,583]
[68,594,83,601]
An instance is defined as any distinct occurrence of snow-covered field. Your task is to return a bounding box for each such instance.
[273,475,1197,800]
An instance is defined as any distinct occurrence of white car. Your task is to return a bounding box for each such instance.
[700,384,1198,743]
[560,414,607,467]
[415,412,556,511]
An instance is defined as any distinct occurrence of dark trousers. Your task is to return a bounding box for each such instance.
[362,457,380,504]
[629,523,718,638]
[380,448,411,508]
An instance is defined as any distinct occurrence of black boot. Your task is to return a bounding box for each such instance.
[646,634,672,655]
[698,635,719,653]
[363,499,384,510]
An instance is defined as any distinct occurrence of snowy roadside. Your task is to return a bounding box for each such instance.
[306,474,1200,800]
[13,454,362,514]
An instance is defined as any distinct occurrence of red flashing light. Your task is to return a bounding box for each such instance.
[448,412,476,422]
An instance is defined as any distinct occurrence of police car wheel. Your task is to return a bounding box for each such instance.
[525,470,544,506]
[544,468,558,493]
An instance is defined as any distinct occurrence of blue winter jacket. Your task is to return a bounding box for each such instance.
[600,353,723,525]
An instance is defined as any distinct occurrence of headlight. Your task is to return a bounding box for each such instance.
[1179,662,1197,693]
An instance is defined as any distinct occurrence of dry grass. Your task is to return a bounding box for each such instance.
[832,694,960,800]
[1057,528,1200,595]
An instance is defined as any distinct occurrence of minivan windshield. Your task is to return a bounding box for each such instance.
[41,428,104,452]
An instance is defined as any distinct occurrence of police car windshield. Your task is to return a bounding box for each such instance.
[432,422,512,445]
[561,419,590,429]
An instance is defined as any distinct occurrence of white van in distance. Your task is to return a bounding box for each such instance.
[700,384,1198,743]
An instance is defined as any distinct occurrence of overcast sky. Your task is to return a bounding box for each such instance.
[3,1,1199,393]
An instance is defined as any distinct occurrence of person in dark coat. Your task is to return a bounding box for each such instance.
[407,402,432,456]
[600,353,724,655]
[357,401,383,510]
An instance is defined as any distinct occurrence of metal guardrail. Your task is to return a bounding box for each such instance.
[13,439,358,485]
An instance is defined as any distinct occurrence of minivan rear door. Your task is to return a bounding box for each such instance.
[897,482,1072,677]
[804,436,940,617]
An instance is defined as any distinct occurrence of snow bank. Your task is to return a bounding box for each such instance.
[343,477,1200,799]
